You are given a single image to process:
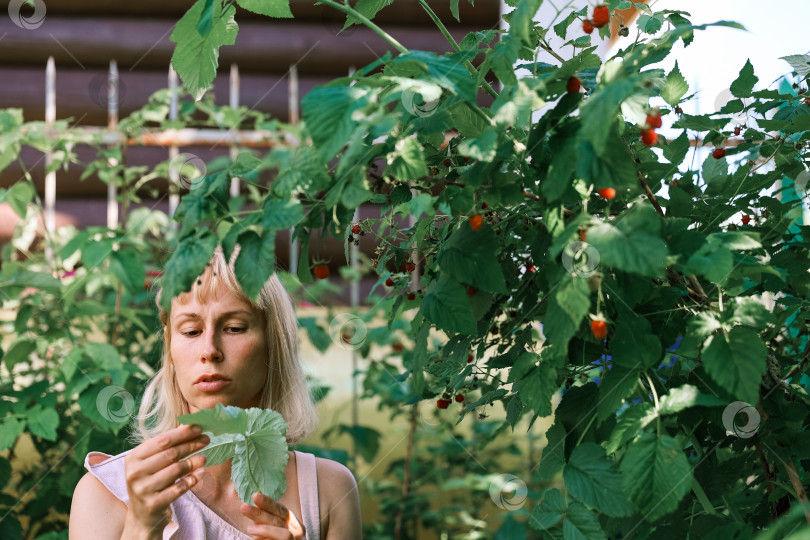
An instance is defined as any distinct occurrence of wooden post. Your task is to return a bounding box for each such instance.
[106,60,119,229]
[168,65,179,229]
[44,57,55,261]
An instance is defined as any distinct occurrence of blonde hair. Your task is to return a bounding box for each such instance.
[130,246,319,445]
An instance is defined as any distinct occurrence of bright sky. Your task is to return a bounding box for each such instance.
[613,0,810,115]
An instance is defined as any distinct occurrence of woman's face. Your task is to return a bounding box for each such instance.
[168,284,269,413]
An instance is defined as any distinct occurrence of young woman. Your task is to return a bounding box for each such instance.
[69,247,362,539]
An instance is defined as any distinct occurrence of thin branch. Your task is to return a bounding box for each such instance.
[539,41,566,64]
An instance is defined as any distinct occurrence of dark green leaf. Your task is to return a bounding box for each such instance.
[702,326,767,404]
[564,443,634,517]
[234,230,276,300]
[236,0,292,18]
[661,61,689,107]
[436,222,508,294]
[563,501,607,540]
[421,276,477,335]
[26,406,59,441]
[658,384,727,415]
[7,182,34,219]
[110,248,146,296]
[529,488,566,531]
[343,0,393,29]
[730,59,758,98]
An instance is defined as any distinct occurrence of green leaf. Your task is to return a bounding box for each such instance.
[343,0,392,28]
[449,0,460,22]
[336,425,382,463]
[436,222,507,294]
[195,0,215,37]
[730,59,758,98]
[516,362,558,417]
[606,403,655,454]
[84,342,123,371]
[587,206,668,277]
[26,406,59,441]
[620,433,691,521]
[160,231,218,312]
[234,230,276,300]
[236,0,292,18]
[658,384,727,415]
[421,275,477,335]
[563,502,607,540]
[387,137,428,180]
[597,366,641,421]
[542,275,590,362]
[580,79,635,156]
[536,422,566,482]
[702,327,767,404]
[302,85,368,160]
[110,248,146,296]
[780,54,810,79]
[483,34,521,87]
[7,182,34,219]
[564,443,634,517]
[170,0,239,100]
[180,404,289,503]
[0,417,25,451]
[529,488,566,531]
[661,61,689,107]
[298,318,332,353]
[0,456,10,488]
[261,199,303,230]
[508,0,543,46]
[684,236,733,284]
[611,315,662,370]
[457,128,499,162]
[3,337,36,370]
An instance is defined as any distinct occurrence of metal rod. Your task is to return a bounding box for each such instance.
[168,65,179,230]
[229,63,240,199]
[107,60,119,229]
[44,57,56,262]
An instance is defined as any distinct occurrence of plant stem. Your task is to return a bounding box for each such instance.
[318,0,409,55]
[394,403,418,540]
[784,459,810,527]
[575,414,597,447]
[416,0,498,98]
[539,41,566,64]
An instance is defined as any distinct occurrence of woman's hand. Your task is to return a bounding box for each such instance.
[240,493,306,540]
[123,424,210,534]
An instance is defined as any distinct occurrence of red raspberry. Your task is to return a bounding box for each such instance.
[712,148,727,159]
[640,129,658,146]
[592,5,610,28]
[404,262,416,272]
[407,292,415,300]
[734,127,741,136]
[436,399,450,409]
[455,394,464,403]
[385,278,394,287]
[566,77,582,94]
[646,113,662,129]
[597,188,616,200]
[443,158,452,167]
[583,20,594,34]
[467,288,476,296]
[352,225,361,235]
[741,214,751,225]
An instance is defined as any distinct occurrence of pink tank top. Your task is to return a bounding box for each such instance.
[84,450,321,540]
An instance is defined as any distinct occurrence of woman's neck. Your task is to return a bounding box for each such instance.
[192,458,235,500]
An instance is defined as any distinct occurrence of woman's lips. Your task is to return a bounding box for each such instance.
[195,379,231,391]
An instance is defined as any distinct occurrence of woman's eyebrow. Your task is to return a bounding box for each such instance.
[172,309,255,321]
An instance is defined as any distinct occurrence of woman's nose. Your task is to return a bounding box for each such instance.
[200,330,223,362]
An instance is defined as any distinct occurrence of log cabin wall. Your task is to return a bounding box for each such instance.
[0,0,500,284]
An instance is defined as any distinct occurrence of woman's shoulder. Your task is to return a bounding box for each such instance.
[309,455,362,538]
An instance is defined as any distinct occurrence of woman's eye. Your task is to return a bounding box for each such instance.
[226,327,246,333]
[182,330,201,337]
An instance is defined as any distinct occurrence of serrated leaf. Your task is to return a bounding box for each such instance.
[457,128,499,162]
[387,137,428,180]
[661,61,689,107]
[236,0,292,17]
[542,276,590,361]
[234,229,275,300]
[261,199,303,230]
[606,403,655,454]
[436,222,507,294]
[343,0,393,29]
[563,501,607,540]
[3,337,36,370]
[597,366,641,421]
[302,85,368,161]
[564,443,634,517]
[620,433,692,521]
[421,275,477,334]
[0,417,25,451]
[611,316,662,370]
[780,54,810,79]
[160,231,218,312]
[110,248,146,296]
[702,326,767,404]
[170,0,239,101]
[730,59,758,98]
[180,404,289,503]
[658,384,726,415]
[7,182,34,219]
[529,488,566,531]
[517,362,558,417]
[536,422,566,482]
[26,406,59,441]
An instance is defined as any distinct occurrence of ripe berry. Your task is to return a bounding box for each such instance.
[583,19,594,34]
[741,214,751,225]
[469,214,483,231]
[404,262,416,272]
[430,166,439,176]
[407,292,415,300]
[509,310,517,318]
[640,129,658,146]
[467,353,474,363]
[670,180,679,187]
[490,326,499,335]
[436,399,450,409]
[352,225,361,234]
[567,77,582,94]
[467,287,476,296]
[526,264,535,272]
[733,127,741,136]
[385,277,394,287]
[392,342,404,351]
[674,106,683,114]
[592,5,610,28]
[481,202,489,209]
[455,394,464,403]
[463,156,470,163]
[443,158,452,167]
[712,148,726,159]
[313,265,330,279]
[579,229,586,242]
[646,113,662,129]
[591,320,608,339]
[597,188,616,200]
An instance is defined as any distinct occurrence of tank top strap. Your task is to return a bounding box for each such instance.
[294,451,321,540]
[84,450,132,505]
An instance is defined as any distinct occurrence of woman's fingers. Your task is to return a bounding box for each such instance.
[141,435,210,473]
[130,424,203,460]
[241,493,305,540]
